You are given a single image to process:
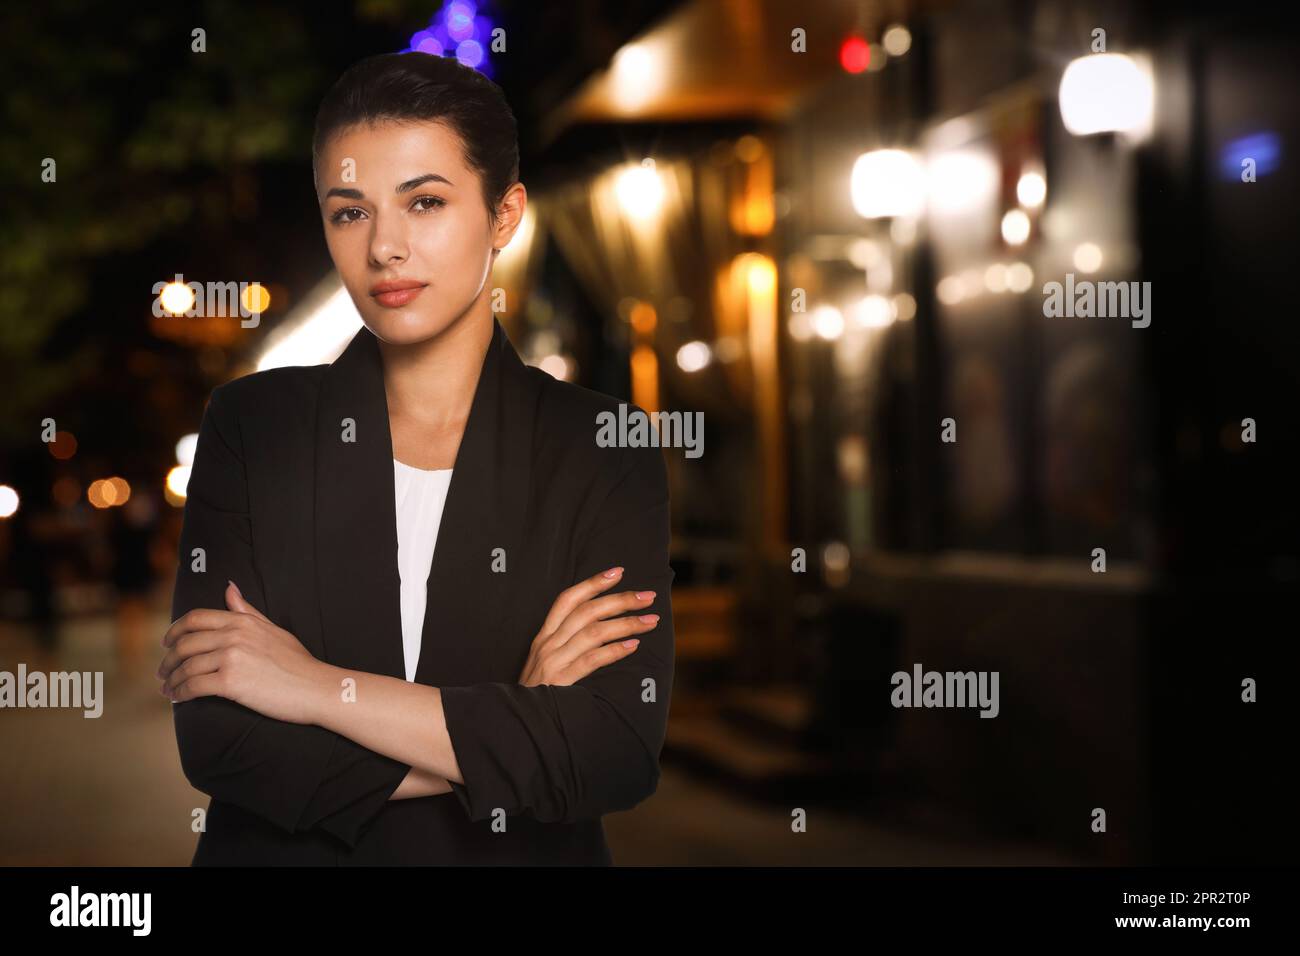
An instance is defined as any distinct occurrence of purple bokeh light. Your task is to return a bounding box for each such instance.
[455,39,484,68]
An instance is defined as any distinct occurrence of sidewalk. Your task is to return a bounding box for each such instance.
[0,598,1081,866]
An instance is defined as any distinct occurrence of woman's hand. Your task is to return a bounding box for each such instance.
[158,580,325,724]
[518,566,659,688]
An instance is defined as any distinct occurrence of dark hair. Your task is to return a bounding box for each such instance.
[312,52,519,223]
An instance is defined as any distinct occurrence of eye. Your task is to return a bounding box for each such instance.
[411,195,446,213]
[329,206,366,225]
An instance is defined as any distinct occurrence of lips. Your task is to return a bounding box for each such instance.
[369,279,428,308]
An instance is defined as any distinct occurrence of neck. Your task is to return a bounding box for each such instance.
[376,296,495,429]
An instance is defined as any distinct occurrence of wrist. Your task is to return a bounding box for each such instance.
[306,659,343,728]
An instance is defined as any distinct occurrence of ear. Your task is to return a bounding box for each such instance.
[491,181,528,251]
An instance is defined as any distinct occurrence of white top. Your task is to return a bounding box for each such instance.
[393,459,454,682]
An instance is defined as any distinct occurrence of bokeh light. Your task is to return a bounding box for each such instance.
[882,25,912,57]
[812,305,845,340]
[48,430,78,460]
[1073,242,1103,273]
[1006,261,1034,292]
[241,282,270,315]
[165,465,191,506]
[1001,209,1031,245]
[160,281,195,315]
[0,485,19,519]
[840,36,870,74]
[615,161,665,220]
[676,341,712,372]
[1017,170,1047,208]
[175,433,198,467]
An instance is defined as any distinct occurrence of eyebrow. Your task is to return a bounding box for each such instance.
[324,172,455,201]
[397,172,454,193]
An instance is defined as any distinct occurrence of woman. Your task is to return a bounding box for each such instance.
[157,51,674,865]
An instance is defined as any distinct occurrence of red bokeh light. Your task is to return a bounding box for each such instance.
[840,35,870,74]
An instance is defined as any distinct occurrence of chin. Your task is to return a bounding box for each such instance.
[361,309,456,346]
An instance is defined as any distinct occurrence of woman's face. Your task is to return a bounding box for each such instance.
[315,119,523,346]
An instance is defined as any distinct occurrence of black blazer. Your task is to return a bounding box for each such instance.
[170,318,675,865]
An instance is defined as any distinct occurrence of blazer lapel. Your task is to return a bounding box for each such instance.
[313,318,541,686]
[314,324,406,679]
[414,319,541,685]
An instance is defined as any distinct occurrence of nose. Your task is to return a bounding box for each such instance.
[368,214,409,268]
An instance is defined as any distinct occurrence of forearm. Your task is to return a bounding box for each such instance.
[391,766,452,799]
[308,661,463,783]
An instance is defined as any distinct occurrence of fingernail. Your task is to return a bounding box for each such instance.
[603,567,623,578]
[622,639,640,648]
[638,614,659,624]
[635,591,655,600]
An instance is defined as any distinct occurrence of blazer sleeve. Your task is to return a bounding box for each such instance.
[171,383,409,849]
[440,438,675,824]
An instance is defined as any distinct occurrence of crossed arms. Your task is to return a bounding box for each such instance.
[166,386,673,849]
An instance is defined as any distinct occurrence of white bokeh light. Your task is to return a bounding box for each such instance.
[1073,242,1104,273]
[1016,170,1047,208]
[1007,262,1034,292]
[851,149,925,219]
[812,305,845,340]
[1059,53,1155,137]
[1001,209,1031,245]
[676,340,712,372]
